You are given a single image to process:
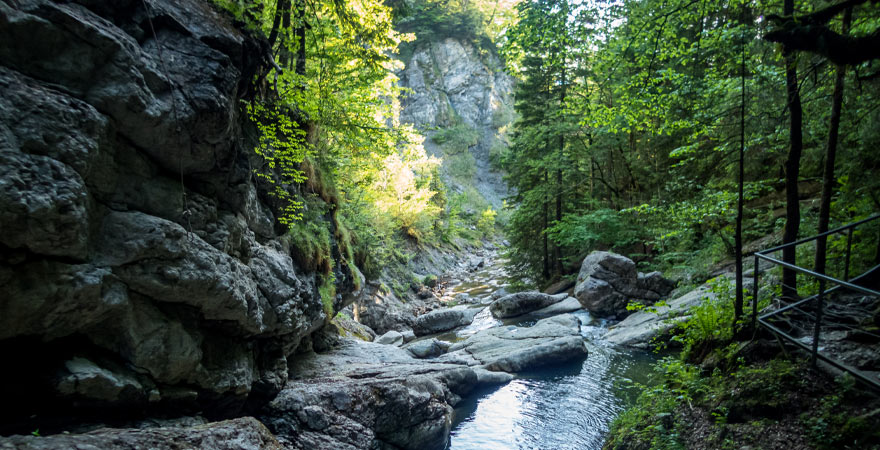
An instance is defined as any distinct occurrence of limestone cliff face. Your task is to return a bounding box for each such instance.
[398,37,514,209]
[0,0,350,430]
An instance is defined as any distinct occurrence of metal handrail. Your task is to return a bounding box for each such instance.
[755,253,880,297]
[749,214,880,391]
[757,214,880,255]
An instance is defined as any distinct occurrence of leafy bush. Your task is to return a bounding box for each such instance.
[477,207,497,236]
[546,209,643,258]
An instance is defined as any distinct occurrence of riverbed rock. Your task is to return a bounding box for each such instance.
[375,330,405,346]
[412,306,482,336]
[0,417,282,450]
[489,292,569,318]
[259,339,509,450]
[353,282,417,335]
[444,314,588,372]
[603,285,715,348]
[574,251,675,318]
[332,316,376,342]
[529,296,583,317]
[543,279,576,295]
[404,338,453,358]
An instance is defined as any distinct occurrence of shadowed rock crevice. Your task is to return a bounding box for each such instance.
[0,0,356,434]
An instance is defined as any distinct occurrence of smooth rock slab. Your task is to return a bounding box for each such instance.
[259,339,508,450]
[0,417,282,450]
[444,314,588,372]
[604,285,715,348]
[375,330,404,346]
[404,338,452,358]
[529,296,583,317]
[489,292,568,318]
[412,306,481,336]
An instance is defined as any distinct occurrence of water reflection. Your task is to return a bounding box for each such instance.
[447,313,658,450]
[442,256,660,450]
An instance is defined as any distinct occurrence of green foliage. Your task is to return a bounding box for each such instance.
[392,0,515,50]
[547,209,643,261]
[801,376,880,449]
[477,207,497,236]
[286,197,333,274]
[318,273,336,317]
[432,124,480,153]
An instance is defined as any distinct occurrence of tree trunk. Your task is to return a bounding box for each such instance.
[555,64,566,276]
[543,172,550,280]
[294,0,306,78]
[735,10,746,324]
[267,0,290,49]
[781,0,803,300]
[814,7,852,276]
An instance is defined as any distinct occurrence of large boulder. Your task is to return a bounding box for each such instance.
[0,417,282,450]
[259,339,510,450]
[573,251,675,318]
[404,338,452,358]
[353,282,417,335]
[412,306,481,336]
[489,292,568,318]
[442,314,588,372]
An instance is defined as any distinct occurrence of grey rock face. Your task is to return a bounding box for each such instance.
[529,296,583,317]
[412,306,481,336]
[397,38,513,209]
[259,340,503,450]
[602,273,762,349]
[375,330,405,346]
[353,282,418,335]
[574,251,675,318]
[0,0,343,427]
[603,285,715,348]
[404,338,452,358]
[489,291,569,318]
[443,314,588,372]
[0,417,282,450]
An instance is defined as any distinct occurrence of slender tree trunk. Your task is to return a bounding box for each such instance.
[279,2,293,68]
[734,10,747,324]
[294,0,306,78]
[267,0,290,48]
[543,172,550,280]
[815,7,852,276]
[781,0,803,300]
[555,65,566,276]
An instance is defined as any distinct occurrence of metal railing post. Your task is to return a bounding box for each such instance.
[844,228,854,281]
[811,279,825,367]
[752,254,759,332]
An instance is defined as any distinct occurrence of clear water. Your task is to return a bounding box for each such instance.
[438,256,659,450]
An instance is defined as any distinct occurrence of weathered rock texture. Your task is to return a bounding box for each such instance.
[259,340,507,450]
[0,0,356,431]
[398,38,513,209]
[603,286,715,348]
[442,314,588,372]
[574,251,675,319]
[412,305,481,336]
[0,417,281,450]
[489,291,569,318]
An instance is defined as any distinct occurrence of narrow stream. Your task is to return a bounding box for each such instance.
[437,254,659,450]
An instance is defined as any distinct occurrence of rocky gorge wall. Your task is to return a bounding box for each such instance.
[0,0,356,433]
[398,37,514,210]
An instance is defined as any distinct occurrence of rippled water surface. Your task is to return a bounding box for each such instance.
[440,256,659,450]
